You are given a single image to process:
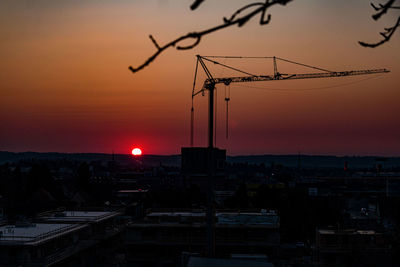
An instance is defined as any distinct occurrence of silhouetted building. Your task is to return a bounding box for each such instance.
[315,228,391,266]
[185,256,274,267]
[181,147,226,174]
[124,209,279,266]
[0,210,124,266]
[0,222,88,266]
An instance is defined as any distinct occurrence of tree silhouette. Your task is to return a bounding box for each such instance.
[129,0,292,73]
[359,0,400,47]
[129,0,399,73]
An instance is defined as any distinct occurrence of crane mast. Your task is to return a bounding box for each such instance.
[191,55,390,148]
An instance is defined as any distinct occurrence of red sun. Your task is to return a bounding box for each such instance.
[131,148,142,156]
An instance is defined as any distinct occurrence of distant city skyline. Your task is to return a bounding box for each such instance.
[1,0,399,156]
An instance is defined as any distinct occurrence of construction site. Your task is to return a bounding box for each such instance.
[1,54,398,266]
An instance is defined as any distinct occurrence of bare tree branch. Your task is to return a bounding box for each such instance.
[359,16,400,47]
[190,0,205,10]
[371,0,396,20]
[129,0,292,73]
[360,0,400,47]
[371,2,400,11]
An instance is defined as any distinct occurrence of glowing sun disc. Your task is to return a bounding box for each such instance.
[132,148,142,156]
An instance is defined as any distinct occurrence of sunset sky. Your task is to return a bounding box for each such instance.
[1,0,399,156]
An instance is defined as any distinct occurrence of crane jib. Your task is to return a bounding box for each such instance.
[201,68,390,89]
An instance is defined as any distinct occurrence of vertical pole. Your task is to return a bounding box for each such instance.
[208,84,215,148]
[214,88,217,147]
[191,105,194,147]
[206,158,215,257]
[225,85,230,139]
[226,100,229,139]
[207,83,215,257]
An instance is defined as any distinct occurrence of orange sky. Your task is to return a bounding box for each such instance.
[0,0,399,156]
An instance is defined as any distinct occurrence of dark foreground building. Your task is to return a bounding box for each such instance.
[315,228,392,266]
[0,210,123,266]
[124,209,279,266]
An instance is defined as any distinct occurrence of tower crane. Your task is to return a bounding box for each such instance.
[191,55,390,149]
[188,55,390,257]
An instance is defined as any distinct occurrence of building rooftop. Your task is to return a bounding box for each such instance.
[188,256,273,267]
[39,210,121,223]
[147,212,205,217]
[117,189,149,193]
[318,229,376,235]
[217,213,279,226]
[0,223,86,245]
[143,211,279,227]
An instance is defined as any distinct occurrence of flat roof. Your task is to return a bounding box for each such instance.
[0,223,86,245]
[318,229,376,235]
[146,212,279,226]
[148,212,205,217]
[188,257,273,267]
[40,210,121,223]
[147,212,277,217]
[217,213,279,226]
[117,189,149,193]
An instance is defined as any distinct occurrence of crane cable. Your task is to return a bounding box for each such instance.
[225,85,231,139]
[200,56,258,77]
[276,57,333,73]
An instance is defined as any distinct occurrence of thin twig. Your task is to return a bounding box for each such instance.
[360,0,400,47]
[359,16,400,47]
[371,0,396,20]
[190,0,205,10]
[129,0,292,73]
